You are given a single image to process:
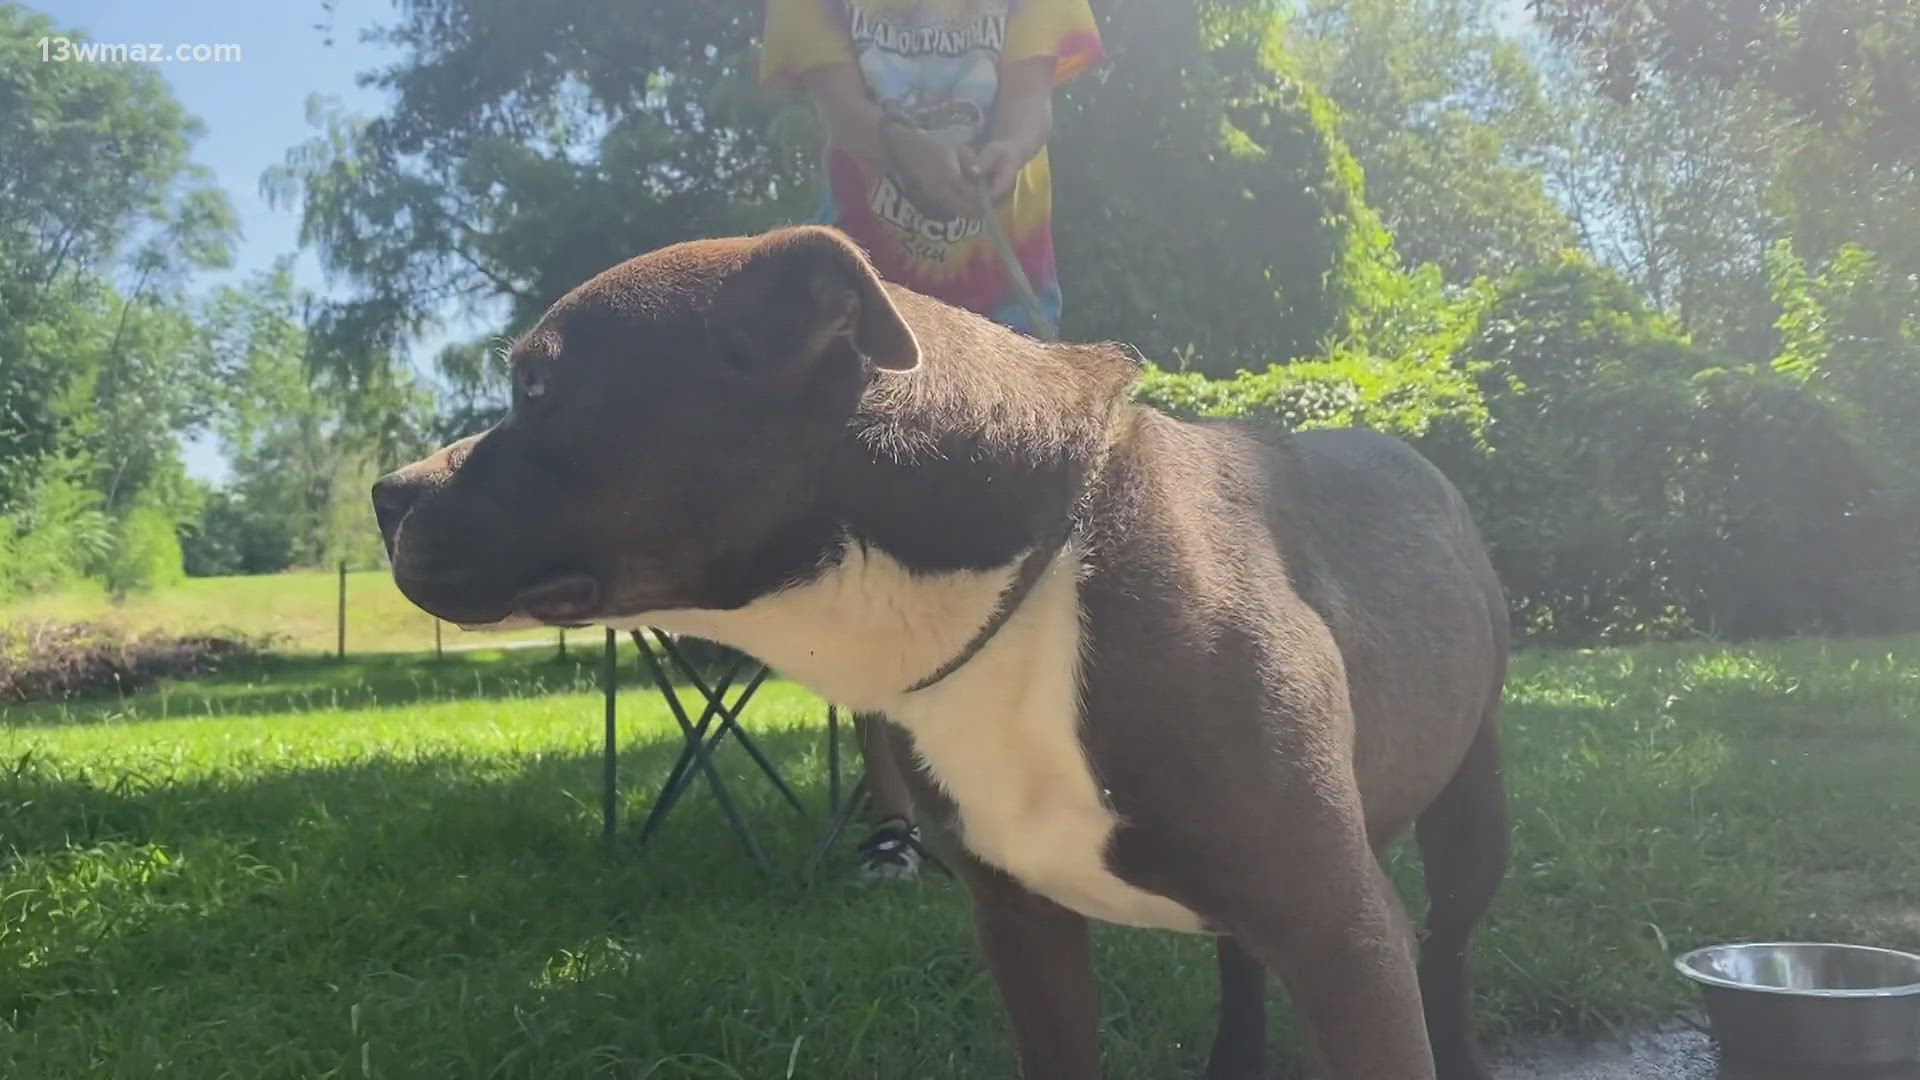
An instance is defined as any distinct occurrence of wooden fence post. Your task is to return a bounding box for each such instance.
[336,560,347,661]
[603,627,618,843]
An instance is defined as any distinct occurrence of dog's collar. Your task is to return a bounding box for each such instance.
[902,534,1069,694]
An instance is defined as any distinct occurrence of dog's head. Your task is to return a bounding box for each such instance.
[371,226,922,629]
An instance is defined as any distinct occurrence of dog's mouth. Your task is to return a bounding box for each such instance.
[512,570,603,626]
[413,569,604,632]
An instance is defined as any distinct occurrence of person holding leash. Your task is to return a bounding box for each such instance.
[761,0,1104,878]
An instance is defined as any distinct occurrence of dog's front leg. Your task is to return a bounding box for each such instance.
[963,864,1103,1080]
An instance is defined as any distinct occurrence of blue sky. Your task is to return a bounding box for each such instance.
[47,0,394,290]
[45,0,465,483]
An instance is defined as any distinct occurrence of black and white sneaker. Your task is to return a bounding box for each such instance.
[855,817,924,883]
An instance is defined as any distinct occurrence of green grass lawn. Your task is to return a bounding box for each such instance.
[3,637,1919,1079]
[2,569,560,655]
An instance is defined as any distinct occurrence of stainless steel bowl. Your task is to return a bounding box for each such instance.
[1676,942,1920,1076]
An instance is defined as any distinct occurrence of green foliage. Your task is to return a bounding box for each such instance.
[1763,240,1920,487]
[1134,263,1492,441]
[1428,253,1917,642]
[193,266,434,575]
[275,0,1396,383]
[1765,238,1827,381]
[1749,239,1920,629]
[0,3,233,597]
[1773,127,1920,297]
[1052,0,1397,375]
[1674,362,1897,636]
[1134,350,1484,437]
[1538,60,1785,352]
[179,491,294,578]
[1289,0,1576,283]
[1530,0,1920,173]
[0,459,114,601]
[101,507,188,599]
[8,0,1900,652]
[428,336,512,442]
[267,0,817,379]
[1437,258,1707,641]
[0,4,235,476]
[1531,6,1918,356]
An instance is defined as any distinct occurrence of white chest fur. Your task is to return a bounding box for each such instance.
[638,541,1206,933]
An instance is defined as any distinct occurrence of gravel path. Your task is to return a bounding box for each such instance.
[1494,1020,1720,1080]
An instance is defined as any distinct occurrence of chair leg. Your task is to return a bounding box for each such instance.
[827,706,842,816]
[656,638,804,813]
[640,666,771,837]
[630,635,774,878]
[602,628,619,846]
[804,773,871,878]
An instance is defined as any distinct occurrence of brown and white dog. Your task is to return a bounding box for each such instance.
[372,226,1511,1080]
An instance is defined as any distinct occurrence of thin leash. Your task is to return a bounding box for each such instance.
[874,110,1057,342]
[891,178,1069,698]
[977,178,1059,342]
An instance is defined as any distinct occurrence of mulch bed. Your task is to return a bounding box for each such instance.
[1,620,267,704]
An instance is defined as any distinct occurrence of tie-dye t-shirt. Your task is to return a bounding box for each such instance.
[762,0,1103,334]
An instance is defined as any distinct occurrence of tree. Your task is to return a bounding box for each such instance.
[1769,115,1920,303]
[1529,0,1919,173]
[1287,0,1576,283]
[1535,59,1786,352]
[274,0,1400,380]
[268,0,817,385]
[0,3,233,511]
[1766,238,1920,515]
[0,4,234,597]
[1046,0,1399,374]
[427,336,512,443]
[193,266,435,574]
[1433,250,1916,642]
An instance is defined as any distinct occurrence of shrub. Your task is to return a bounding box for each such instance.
[179,490,297,577]
[1676,364,1910,637]
[100,507,188,598]
[0,462,114,601]
[1441,258,1709,642]
[1131,261,1492,441]
[1133,351,1485,440]
[1441,254,1920,643]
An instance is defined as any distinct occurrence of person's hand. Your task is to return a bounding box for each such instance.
[962,139,1024,206]
[881,122,976,219]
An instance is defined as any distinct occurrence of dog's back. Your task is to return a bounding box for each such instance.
[1076,415,1506,848]
[1235,424,1507,839]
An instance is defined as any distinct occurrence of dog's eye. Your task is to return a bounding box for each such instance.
[522,370,548,402]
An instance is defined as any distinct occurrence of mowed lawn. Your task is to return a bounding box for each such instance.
[3,638,1920,1079]
[3,569,558,655]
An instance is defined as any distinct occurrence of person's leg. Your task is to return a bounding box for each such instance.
[803,183,925,879]
[853,711,925,881]
[846,279,1063,882]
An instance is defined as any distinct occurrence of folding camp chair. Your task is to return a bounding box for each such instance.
[597,628,806,877]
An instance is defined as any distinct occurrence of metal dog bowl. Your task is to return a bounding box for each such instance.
[1676,942,1920,1076]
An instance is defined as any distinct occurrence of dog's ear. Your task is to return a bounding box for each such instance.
[708,226,920,377]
